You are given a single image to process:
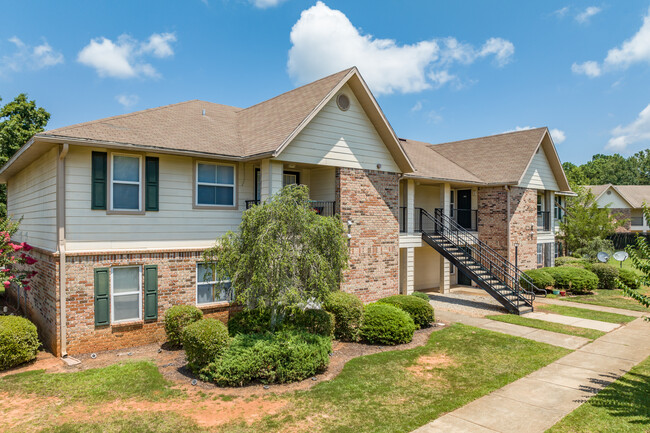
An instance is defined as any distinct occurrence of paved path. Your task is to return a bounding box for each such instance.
[413,315,650,433]
[524,311,620,332]
[536,297,646,318]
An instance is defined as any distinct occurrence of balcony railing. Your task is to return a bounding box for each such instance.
[631,216,644,226]
[399,207,422,233]
[451,208,478,231]
[537,211,551,231]
[246,199,336,216]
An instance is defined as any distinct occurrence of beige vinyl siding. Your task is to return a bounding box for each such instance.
[595,189,631,208]
[414,184,441,214]
[309,167,336,201]
[65,146,254,252]
[519,148,560,191]
[276,84,400,173]
[6,147,58,251]
[414,246,441,290]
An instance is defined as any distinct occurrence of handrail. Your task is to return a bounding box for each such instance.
[420,209,545,306]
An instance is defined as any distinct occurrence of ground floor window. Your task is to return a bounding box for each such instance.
[537,244,544,267]
[196,263,233,305]
[111,266,142,323]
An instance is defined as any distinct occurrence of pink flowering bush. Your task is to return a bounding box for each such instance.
[0,218,37,293]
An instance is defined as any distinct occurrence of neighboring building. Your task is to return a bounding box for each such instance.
[585,184,650,233]
[0,67,572,356]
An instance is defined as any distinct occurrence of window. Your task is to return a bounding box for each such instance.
[283,171,300,187]
[111,154,141,211]
[450,190,455,216]
[196,263,233,305]
[554,196,563,221]
[111,266,141,323]
[555,242,563,259]
[537,244,544,267]
[537,193,544,213]
[196,162,235,206]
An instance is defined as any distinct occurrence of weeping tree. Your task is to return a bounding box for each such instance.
[204,185,349,322]
[616,205,650,317]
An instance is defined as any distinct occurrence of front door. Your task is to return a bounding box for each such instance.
[456,189,472,229]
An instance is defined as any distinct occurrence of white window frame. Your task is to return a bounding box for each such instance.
[110,153,143,212]
[195,161,237,208]
[537,244,544,267]
[196,262,233,306]
[111,266,142,324]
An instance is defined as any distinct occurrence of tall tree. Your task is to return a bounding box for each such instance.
[0,94,50,216]
[617,205,650,316]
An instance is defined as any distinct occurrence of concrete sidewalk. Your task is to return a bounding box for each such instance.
[412,317,650,433]
[524,311,620,332]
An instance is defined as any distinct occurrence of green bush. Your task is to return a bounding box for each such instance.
[555,257,589,268]
[203,330,331,386]
[618,268,641,291]
[543,266,599,294]
[590,263,620,290]
[360,303,416,345]
[227,309,273,336]
[287,309,335,337]
[376,295,434,329]
[182,318,230,374]
[521,269,555,291]
[410,292,430,301]
[323,291,363,341]
[0,316,40,371]
[164,305,203,347]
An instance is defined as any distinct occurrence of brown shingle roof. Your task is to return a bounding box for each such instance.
[586,184,650,208]
[399,139,483,184]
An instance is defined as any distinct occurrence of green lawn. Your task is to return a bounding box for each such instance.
[486,314,606,340]
[559,287,650,313]
[35,413,200,433]
[535,304,636,324]
[0,361,182,403]
[547,355,650,432]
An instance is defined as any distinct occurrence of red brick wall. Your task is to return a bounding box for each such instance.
[64,250,237,355]
[336,168,400,302]
[477,187,509,258]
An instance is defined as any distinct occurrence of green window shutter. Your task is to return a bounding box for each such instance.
[94,268,110,326]
[144,265,158,320]
[145,157,159,211]
[91,152,107,210]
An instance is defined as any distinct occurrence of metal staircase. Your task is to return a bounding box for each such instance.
[419,208,545,315]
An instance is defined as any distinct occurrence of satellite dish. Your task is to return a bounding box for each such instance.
[613,251,629,262]
[597,252,610,263]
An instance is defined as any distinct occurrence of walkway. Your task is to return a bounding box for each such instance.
[414,312,650,433]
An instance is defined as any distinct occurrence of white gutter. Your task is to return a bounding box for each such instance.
[57,143,69,357]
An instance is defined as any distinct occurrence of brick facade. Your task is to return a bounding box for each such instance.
[477,187,509,258]
[336,168,400,302]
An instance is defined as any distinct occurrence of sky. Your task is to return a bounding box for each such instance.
[2,1,650,165]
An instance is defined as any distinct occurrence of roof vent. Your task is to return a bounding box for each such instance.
[607,190,612,195]
[336,94,350,111]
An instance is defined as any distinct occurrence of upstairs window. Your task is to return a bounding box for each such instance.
[554,196,563,221]
[196,162,235,207]
[111,155,142,211]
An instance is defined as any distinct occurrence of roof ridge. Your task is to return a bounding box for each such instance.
[402,138,485,183]
[429,127,547,148]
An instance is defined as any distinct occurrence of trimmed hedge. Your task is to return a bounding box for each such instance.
[164,305,203,347]
[360,303,415,345]
[287,309,335,337]
[0,316,40,371]
[410,292,430,301]
[377,295,434,329]
[618,268,641,291]
[543,266,599,294]
[590,263,620,290]
[323,291,363,341]
[521,269,555,291]
[227,309,272,336]
[203,330,331,386]
[555,257,589,268]
[227,308,335,337]
[182,318,230,374]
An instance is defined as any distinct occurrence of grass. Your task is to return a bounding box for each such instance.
[486,314,606,340]
[0,361,182,403]
[536,304,636,324]
[33,413,202,433]
[547,355,650,432]
[559,287,650,313]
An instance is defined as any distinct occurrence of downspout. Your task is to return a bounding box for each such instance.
[505,185,511,263]
[57,143,69,357]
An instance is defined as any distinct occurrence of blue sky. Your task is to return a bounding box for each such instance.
[2,1,650,165]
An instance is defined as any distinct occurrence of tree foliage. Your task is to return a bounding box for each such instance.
[558,185,624,254]
[617,205,650,315]
[0,94,50,216]
[563,151,650,186]
[204,185,349,319]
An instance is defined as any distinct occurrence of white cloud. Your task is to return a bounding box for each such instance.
[571,61,602,77]
[426,110,443,124]
[116,94,139,108]
[77,32,176,79]
[411,101,423,112]
[251,0,287,8]
[550,128,566,144]
[553,6,570,18]
[0,37,63,76]
[607,104,650,151]
[287,1,514,94]
[604,9,650,69]
[576,6,602,24]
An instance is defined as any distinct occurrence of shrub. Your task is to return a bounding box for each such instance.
[0,316,39,371]
[287,309,335,337]
[203,330,331,386]
[323,291,363,341]
[590,263,620,290]
[164,305,203,347]
[555,257,589,268]
[410,292,430,301]
[227,309,273,336]
[376,295,434,329]
[360,303,415,345]
[182,318,230,374]
[520,269,555,291]
[543,266,599,294]
[618,268,641,291]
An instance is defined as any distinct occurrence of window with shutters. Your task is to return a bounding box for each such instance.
[196,262,233,305]
[111,266,142,323]
[111,154,142,211]
[195,162,236,207]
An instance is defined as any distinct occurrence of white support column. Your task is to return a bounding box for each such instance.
[439,183,451,293]
[260,159,283,202]
[406,247,415,295]
[407,179,415,233]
